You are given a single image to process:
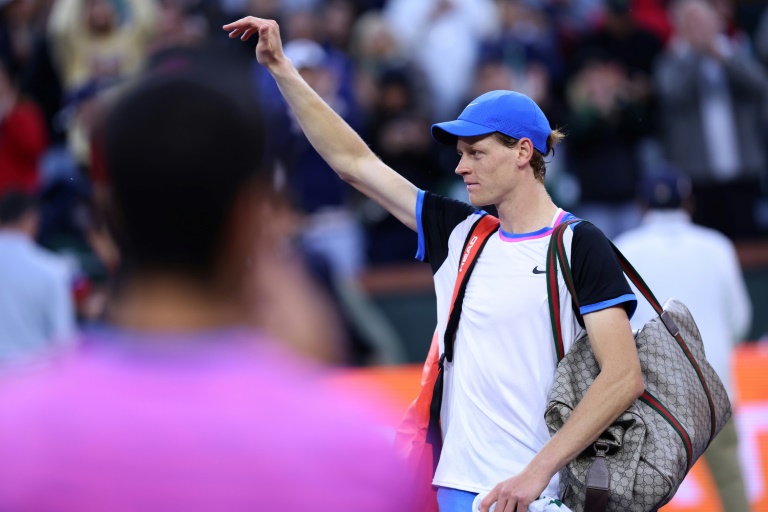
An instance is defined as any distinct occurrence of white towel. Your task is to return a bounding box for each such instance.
[471,493,573,512]
[528,497,572,512]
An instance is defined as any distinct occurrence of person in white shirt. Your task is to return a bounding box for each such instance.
[0,191,75,368]
[615,171,752,512]
[222,16,644,512]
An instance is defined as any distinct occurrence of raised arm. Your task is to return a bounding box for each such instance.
[222,17,419,231]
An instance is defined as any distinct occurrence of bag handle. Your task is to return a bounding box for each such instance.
[426,214,499,452]
[546,219,718,450]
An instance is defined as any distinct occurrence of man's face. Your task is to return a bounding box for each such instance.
[455,135,520,207]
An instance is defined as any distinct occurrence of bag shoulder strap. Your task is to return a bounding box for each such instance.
[546,219,718,449]
[443,214,500,363]
[426,214,498,453]
[546,219,665,362]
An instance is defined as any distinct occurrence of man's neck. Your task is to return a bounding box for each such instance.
[495,180,559,234]
[108,276,253,334]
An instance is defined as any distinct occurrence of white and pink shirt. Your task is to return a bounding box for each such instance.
[415,190,635,496]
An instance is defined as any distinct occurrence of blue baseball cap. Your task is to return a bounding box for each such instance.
[431,90,551,154]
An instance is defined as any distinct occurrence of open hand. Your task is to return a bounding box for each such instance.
[223,17,287,71]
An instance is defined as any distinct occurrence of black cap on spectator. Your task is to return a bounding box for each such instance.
[104,48,266,278]
[640,167,692,210]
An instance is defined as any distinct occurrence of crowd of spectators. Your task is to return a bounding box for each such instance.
[0,0,767,343]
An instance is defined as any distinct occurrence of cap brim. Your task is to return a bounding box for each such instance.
[431,119,494,146]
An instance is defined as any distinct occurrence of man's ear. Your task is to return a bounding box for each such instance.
[516,137,534,167]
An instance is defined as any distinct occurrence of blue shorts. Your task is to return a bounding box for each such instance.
[436,487,479,512]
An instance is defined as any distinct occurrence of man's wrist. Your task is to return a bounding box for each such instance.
[268,59,296,80]
[528,447,562,483]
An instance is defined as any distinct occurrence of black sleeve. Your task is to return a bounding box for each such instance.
[571,222,636,321]
[420,191,477,274]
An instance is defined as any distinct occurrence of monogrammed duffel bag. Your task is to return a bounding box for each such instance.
[544,220,731,512]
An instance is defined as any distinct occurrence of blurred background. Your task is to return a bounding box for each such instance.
[1,0,768,509]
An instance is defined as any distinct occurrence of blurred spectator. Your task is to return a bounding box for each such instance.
[628,0,673,43]
[564,0,661,239]
[615,170,751,512]
[384,0,499,120]
[0,190,75,369]
[364,68,443,264]
[711,0,754,51]
[319,0,355,52]
[655,0,768,239]
[0,58,47,196]
[574,0,663,78]
[59,75,122,167]
[258,38,366,277]
[16,32,66,144]
[38,85,115,305]
[47,0,157,91]
[349,10,398,73]
[282,5,358,116]
[564,58,653,237]
[47,0,158,166]
[349,11,429,115]
[0,0,43,77]
[0,0,64,143]
[282,0,318,13]
[147,0,210,56]
[480,0,564,89]
[36,172,113,322]
[282,6,315,39]
[471,55,517,99]
[0,50,412,511]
